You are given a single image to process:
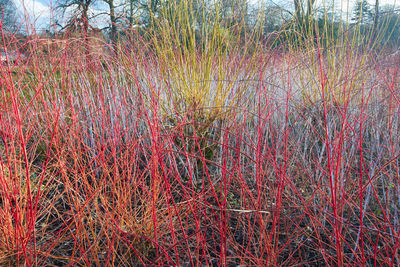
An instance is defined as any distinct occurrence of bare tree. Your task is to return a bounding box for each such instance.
[127,0,139,29]
[103,0,118,43]
[293,0,316,23]
[143,0,161,27]
[57,0,96,60]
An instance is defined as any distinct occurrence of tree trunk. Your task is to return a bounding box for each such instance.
[149,0,159,27]
[129,0,134,30]
[294,0,302,23]
[108,0,117,44]
[306,0,315,19]
[82,6,91,64]
[373,0,379,41]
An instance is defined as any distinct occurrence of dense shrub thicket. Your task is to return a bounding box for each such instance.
[1,0,400,265]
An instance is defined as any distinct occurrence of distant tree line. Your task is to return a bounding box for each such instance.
[1,0,399,49]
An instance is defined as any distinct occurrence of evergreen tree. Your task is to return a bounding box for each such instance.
[352,0,372,25]
[0,0,19,31]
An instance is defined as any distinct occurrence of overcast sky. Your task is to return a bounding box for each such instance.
[12,0,399,31]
